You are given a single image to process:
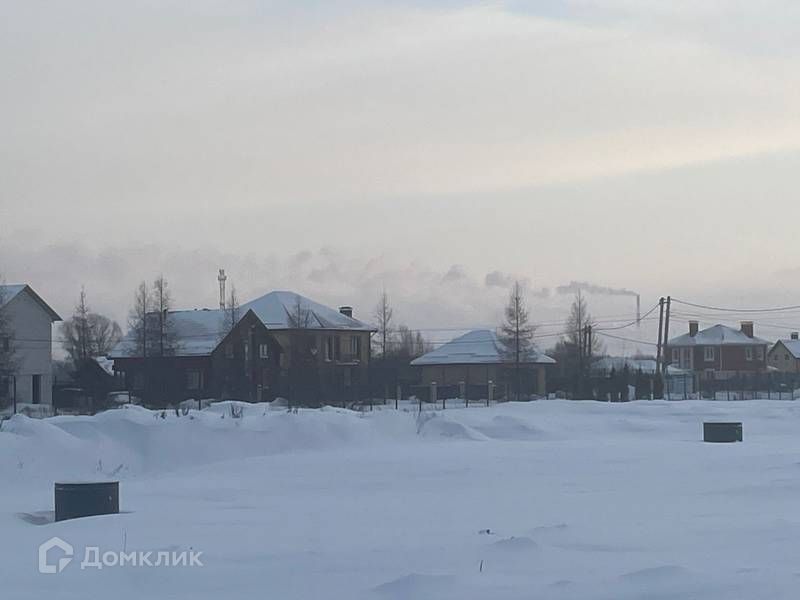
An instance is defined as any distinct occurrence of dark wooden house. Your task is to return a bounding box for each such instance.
[109,291,375,407]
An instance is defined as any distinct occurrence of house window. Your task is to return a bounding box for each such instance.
[186,370,202,390]
[682,348,692,369]
[745,347,753,361]
[351,335,361,358]
[259,343,269,359]
[324,337,333,361]
[225,344,234,359]
[704,369,715,380]
[756,347,764,361]
[334,336,341,361]
[787,353,791,361]
[1,337,9,352]
[704,347,715,362]
[243,342,249,362]
[671,348,680,364]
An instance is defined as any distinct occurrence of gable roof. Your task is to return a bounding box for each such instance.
[109,290,373,359]
[242,291,373,331]
[0,284,62,321]
[772,339,800,359]
[410,329,555,366]
[669,324,768,347]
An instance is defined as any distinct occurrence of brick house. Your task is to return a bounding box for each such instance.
[767,333,800,374]
[666,320,769,379]
[110,291,375,406]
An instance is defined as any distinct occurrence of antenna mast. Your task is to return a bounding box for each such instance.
[218,269,227,310]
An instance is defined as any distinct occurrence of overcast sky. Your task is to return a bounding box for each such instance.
[3,1,800,350]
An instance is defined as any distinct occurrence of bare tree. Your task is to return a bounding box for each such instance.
[561,291,602,397]
[286,294,318,407]
[373,290,394,358]
[128,281,150,357]
[395,325,432,359]
[88,313,122,357]
[498,281,536,401]
[150,275,176,356]
[564,290,601,356]
[62,287,122,363]
[288,293,312,329]
[414,331,432,357]
[221,284,241,336]
[63,287,92,362]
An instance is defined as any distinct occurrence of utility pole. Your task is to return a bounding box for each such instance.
[656,297,665,375]
[662,296,672,376]
[587,325,593,359]
[577,323,585,398]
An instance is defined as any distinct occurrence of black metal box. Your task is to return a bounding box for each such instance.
[703,422,743,443]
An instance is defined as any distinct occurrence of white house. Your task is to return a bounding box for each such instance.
[0,284,61,407]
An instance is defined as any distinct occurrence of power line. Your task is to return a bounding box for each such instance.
[594,303,660,332]
[672,298,800,314]
[595,330,659,347]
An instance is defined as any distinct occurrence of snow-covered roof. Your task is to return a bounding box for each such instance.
[411,329,555,366]
[110,291,373,358]
[109,307,223,358]
[0,284,25,308]
[0,283,61,321]
[591,356,689,375]
[669,324,768,347]
[242,291,372,331]
[774,339,800,359]
[92,356,116,376]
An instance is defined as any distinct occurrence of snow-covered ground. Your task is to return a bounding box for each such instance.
[4,399,800,599]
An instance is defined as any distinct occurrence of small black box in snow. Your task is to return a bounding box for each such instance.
[703,422,743,443]
[54,481,120,522]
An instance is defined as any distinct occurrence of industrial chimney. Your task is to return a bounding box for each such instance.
[339,306,353,318]
[218,269,227,310]
[636,294,641,327]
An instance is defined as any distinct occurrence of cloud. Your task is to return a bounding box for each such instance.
[441,264,468,283]
[4,1,800,354]
[485,270,515,288]
[556,281,638,297]
[0,236,511,332]
[5,0,800,247]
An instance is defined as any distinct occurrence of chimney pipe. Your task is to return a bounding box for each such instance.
[689,321,699,337]
[792,332,799,341]
[636,294,641,327]
[741,321,754,338]
[339,306,353,318]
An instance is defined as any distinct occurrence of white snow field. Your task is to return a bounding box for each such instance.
[3,400,800,599]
